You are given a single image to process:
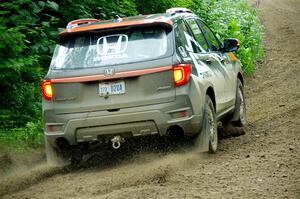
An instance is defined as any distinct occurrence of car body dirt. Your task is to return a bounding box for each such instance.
[42,8,245,163]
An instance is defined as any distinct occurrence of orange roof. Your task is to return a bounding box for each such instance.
[59,15,173,36]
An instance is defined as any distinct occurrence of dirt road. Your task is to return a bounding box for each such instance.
[1,0,299,198]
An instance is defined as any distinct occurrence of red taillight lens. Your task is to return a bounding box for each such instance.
[173,64,191,87]
[42,80,53,101]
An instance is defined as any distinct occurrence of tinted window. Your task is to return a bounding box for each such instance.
[198,20,221,51]
[186,19,209,52]
[174,20,190,58]
[50,27,169,69]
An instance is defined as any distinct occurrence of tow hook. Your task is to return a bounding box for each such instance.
[111,135,125,149]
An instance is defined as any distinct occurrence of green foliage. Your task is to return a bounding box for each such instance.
[57,0,138,22]
[0,0,59,129]
[0,0,263,152]
[0,120,43,153]
[136,0,174,14]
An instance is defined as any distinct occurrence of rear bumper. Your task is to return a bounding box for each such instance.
[44,95,203,146]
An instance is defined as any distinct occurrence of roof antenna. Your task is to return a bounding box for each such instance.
[114,15,122,23]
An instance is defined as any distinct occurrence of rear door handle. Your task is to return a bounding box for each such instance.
[220,57,225,64]
[216,54,226,64]
[206,56,214,64]
[205,59,212,65]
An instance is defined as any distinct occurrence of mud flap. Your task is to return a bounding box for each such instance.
[194,106,210,152]
[45,137,70,166]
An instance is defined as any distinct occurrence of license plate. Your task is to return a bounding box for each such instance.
[99,80,125,96]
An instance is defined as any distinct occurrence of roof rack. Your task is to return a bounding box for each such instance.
[166,8,193,15]
[66,18,100,29]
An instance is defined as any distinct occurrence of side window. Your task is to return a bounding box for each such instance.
[197,20,221,51]
[174,20,190,58]
[186,19,209,52]
[174,20,199,75]
[175,19,203,54]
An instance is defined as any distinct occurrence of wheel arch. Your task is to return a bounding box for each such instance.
[237,72,244,86]
[206,86,216,110]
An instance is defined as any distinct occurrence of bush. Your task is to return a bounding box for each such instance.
[0,120,43,153]
[0,0,56,128]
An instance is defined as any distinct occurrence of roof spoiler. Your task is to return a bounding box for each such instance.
[60,18,173,36]
[66,18,100,30]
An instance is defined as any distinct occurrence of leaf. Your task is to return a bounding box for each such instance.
[38,1,46,8]
[0,10,10,15]
[46,1,59,12]
[42,21,50,27]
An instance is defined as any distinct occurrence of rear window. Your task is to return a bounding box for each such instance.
[50,27,170,69]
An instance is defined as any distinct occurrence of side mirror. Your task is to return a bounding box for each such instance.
[222,38,240,52]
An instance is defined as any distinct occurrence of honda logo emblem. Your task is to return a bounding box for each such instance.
[104,68,115,77]
[97,34,128,55]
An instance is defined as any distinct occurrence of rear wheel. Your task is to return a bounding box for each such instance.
[193,95,218,153]
[206,96,218,153]
[232,80,246,127]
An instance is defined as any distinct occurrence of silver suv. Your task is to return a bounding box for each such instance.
[42,8,246,164]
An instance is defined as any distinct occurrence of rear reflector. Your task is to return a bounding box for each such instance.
[173,64,191,87]
[170,110,188,119]
[42,80,53,101]
[47,124,63,133]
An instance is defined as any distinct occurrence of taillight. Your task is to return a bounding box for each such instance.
[173,64,191,87]
[42,80,53,101]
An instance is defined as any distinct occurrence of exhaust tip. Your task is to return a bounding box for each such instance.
[56,137,71,151]
[167,125,184,138]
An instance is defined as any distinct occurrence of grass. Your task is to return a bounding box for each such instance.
[0,121,44,154]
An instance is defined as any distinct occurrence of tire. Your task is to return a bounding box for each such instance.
[232,80,246,127]
[44,137,69,166]
[205,95,218,153]
[193,95,218,153]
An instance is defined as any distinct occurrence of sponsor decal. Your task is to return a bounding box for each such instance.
[97,34,128,55]
[95,34,129,61]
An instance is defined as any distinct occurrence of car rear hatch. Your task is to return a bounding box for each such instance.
[47,26,175,114]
